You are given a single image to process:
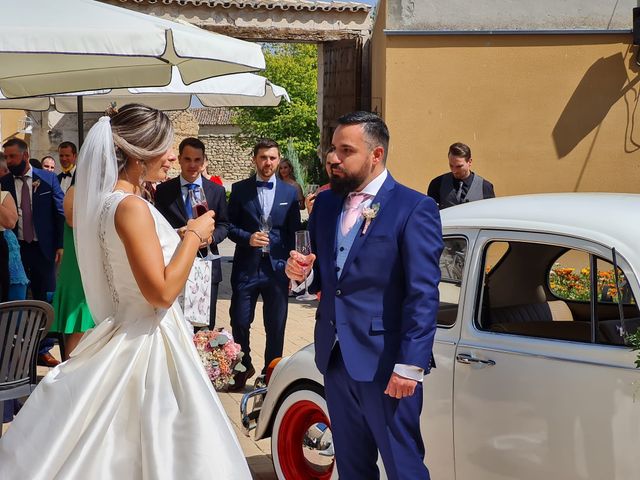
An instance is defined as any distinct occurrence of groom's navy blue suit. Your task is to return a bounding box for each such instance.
[308,173,443,479]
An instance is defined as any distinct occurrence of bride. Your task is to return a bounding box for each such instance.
[0,104,252,479]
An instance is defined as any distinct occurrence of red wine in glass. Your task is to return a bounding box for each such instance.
[188,187,220,261]
[193,203,208,218]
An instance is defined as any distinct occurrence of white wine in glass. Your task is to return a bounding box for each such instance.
[259,214,272,254]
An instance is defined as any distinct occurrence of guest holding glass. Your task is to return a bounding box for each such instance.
[155,138,228,330]
[227,139,301,390]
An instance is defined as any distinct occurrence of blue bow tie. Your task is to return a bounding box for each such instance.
[256,180,273,190]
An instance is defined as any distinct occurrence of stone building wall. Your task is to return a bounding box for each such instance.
[201,134,253,183]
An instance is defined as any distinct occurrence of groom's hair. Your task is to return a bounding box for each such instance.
[337,111,389,163]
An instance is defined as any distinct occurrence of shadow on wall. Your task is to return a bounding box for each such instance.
[552,52,640,159]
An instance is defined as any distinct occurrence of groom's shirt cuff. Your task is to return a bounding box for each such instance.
[393,364,424,382]
[290,270,315,293]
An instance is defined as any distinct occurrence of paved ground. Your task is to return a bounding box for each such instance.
[3,239,317,480]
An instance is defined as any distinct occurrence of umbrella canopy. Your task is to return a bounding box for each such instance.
[0,72,290,112]
[0,0,265,98]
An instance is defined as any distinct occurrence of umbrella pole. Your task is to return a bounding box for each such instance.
[77,96,84,146]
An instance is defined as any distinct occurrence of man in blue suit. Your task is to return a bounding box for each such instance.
[2,138,65,367]
[286,112,443,479]
[227,139,301,391]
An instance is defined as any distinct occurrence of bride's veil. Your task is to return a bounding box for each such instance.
[73,116,119,324]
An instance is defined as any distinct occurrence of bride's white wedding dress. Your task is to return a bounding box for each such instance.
[0,191,251,479]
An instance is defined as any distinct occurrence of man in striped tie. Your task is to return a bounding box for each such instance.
[1,138,65,367]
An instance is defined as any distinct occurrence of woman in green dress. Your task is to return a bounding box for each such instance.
[51,182,94,359]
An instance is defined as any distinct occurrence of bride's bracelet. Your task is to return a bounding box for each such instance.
[185,229,205,243]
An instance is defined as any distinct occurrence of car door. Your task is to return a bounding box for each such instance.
[453,230,640,480]
[422,230,477,480]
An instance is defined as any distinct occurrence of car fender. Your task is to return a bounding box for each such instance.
[255,343,325,440]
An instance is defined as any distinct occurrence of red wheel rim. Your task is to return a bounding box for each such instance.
[277,400,334,480]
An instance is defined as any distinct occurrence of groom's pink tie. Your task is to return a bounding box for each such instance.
[341,192,370,236]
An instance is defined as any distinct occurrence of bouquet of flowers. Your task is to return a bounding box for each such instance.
[193,328,246,391]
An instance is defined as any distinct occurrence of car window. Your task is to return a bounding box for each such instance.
[438,237,467,327]
[595,258,639,346]
[477,239,639,344]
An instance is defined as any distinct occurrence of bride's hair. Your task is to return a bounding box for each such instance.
[107,103,174,173]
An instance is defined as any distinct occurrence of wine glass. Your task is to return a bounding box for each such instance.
[295,230,316,301]
[259,214,272,254]
[188,186,220,260]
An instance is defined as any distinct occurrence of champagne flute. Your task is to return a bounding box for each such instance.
[259,214,272,254]
[295,230,316,301]
[305,184,319,196]
[188,186,220,260]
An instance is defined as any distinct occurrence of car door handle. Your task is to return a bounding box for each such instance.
[456,353,496,366]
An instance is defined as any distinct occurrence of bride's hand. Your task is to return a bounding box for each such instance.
[186,211,215,245]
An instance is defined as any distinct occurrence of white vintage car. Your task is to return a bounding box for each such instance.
[241,194,640,480]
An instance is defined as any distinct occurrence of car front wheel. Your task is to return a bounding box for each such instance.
[271,385,337,480]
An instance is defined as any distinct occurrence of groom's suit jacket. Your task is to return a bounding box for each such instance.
[0,167,64,261]
[155,175,229,284]
[309,174,443,382]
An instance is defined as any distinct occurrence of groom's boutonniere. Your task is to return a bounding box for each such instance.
[361,203,380,235]
[32,179,41,193]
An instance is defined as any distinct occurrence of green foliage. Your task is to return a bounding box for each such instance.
[629,329,640,369]
[285,138,308,190]
[235,43,320,180]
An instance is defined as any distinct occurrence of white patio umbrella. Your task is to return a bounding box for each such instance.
[0,0,265,99]
[0,72,290,113]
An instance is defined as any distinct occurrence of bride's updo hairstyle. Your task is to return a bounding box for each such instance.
[107,103,174,173]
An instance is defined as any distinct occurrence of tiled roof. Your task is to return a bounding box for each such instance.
[115,0,371,13]
[190,107,236,125]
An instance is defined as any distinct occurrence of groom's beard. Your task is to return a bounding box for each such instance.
[330,161,371,196]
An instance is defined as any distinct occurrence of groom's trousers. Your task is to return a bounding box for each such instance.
[324,345,430,480]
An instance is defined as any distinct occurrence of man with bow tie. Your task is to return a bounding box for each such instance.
[286,112,443,479]
[1,138,65,367]
[227,139,301,391]
[56,141,77,194]
[427,142,495,209]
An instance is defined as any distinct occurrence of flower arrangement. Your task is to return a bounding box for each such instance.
[193,328,246,391]
[361,203,380,234]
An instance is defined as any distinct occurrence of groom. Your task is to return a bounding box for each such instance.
[286,112,443,479]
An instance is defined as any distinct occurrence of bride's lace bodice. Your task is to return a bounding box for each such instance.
[99,191,180,318]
